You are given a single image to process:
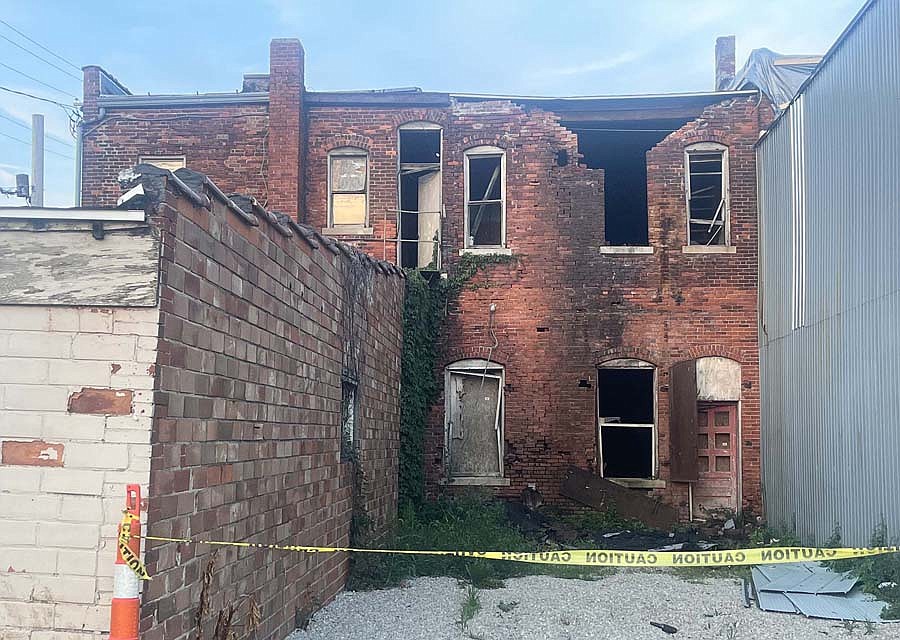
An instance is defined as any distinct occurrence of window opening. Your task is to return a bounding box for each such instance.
[597,364,655,479]
[340,379,357,459]
[398,125,442,269]
[465,148,505,248]
[329,148,368,227]
[686,144,729,246]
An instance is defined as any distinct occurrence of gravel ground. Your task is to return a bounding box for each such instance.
[287,571,893,640]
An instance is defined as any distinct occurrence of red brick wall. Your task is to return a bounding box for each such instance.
[267,39,304,218]
[420,97,763,516]
[81,105,269,207]
[140,178,403,640]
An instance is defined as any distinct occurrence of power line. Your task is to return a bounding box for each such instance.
[0,32,81,82]
[0,19,81,72]
[0,85,77,114]
[0,130,74,160]
[0,61,78,99]
[0,113,74,148]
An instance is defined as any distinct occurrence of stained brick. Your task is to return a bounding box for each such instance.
[1,440,64,467]
[67,388,133,415]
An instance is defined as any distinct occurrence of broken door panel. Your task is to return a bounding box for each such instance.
[693,402,738,516]
[448,372,502,477]
[669,359,698,482]
[417,170,441,268]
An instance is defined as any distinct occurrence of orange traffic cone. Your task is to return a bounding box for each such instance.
[110,484,142,640]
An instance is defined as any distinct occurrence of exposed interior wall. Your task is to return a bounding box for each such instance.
[139,173,403,640]
[0,218,160,638]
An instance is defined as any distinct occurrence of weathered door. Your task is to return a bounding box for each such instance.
[693,402,738,517]
[448,372,502,477]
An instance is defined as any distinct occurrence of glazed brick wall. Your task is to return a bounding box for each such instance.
[81,105,269,208]
[416,97,764,516]
[140,179,402,640]
[303,107,449,265]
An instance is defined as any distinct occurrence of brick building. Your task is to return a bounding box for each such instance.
[80,37,773,520]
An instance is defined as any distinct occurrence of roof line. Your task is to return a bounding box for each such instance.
[757,0,878,145]
[449,89,758,101]
[97,92,269,108]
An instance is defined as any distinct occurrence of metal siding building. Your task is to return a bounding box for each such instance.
[758,0,900,545]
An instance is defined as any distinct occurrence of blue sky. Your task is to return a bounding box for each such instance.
[0,0,861,207]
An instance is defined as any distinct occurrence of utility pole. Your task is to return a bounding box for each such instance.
[31,113,44,207]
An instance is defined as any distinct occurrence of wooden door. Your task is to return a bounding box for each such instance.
[448,372,502,477]
[692,402,738,517]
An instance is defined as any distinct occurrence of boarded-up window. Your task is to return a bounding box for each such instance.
[669,359,699,482]
[685,143,729,246]
[446,361,503,478]
[465,147,505,248]
[329,148,368,227]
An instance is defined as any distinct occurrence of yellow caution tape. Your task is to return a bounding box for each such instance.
[119,510,900,580]
[118,513,151,580]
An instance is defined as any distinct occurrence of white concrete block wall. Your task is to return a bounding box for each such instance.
[0,305,159,639]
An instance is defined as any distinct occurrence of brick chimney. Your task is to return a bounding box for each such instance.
[267,39,305,219]
[715,36,736,91]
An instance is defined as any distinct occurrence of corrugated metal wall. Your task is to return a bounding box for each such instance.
[758,0,900,546]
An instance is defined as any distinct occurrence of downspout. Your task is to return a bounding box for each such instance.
[74,119,83,206]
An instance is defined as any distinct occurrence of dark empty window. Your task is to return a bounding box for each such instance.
[465,148,505,248]
[686,144,729,246]
[597,366,655,478]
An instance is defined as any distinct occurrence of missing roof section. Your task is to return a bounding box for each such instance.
[568,118,691,246]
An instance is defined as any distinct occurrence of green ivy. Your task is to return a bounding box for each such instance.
[398,253,518,508]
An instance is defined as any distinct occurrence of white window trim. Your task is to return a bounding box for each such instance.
[444,358,505,481]
[597,360,658,480]
[464,145,506,250]
[327,146,370,231]
[684,142,730,248]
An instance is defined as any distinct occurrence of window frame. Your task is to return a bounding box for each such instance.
[596,359,658,481]
[684,142,730,247]
[444,358,506,483]
[340,378,358,460]
[327,146,370,230]
[463,145,507,251]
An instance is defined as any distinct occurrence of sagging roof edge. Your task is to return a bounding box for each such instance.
[128,165,405,278]
[755,0,878,146]
[96,88,758,110]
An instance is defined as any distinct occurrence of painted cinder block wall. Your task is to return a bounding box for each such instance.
[79,40,768,516]
[0,304,158,638]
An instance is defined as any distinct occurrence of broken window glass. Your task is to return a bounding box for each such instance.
[686,145,728,245]
[465,151,504,248]
[329,149,368,227]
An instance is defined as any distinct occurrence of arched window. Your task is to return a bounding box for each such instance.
[685,142,730,246]
[444,359,505,481]
[464,145,506,251]
[328,147,368,229]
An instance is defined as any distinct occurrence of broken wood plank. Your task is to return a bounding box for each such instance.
[560,466,679,530]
